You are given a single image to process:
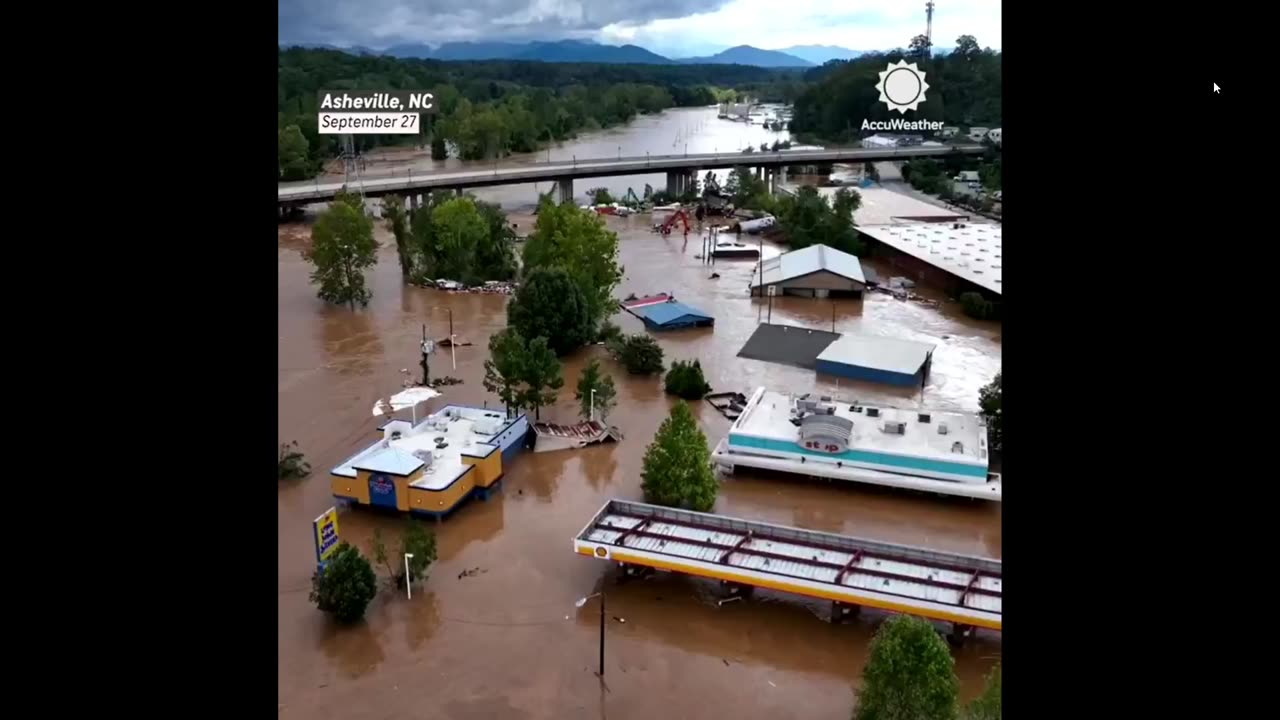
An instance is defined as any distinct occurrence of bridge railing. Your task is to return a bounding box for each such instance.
[280,145,985,190]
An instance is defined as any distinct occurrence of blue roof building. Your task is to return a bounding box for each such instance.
[632,301,714,330]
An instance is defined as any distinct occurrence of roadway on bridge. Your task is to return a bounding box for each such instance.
[278,145,985,205]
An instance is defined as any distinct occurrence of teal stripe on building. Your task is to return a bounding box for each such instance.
[728,434,988,479]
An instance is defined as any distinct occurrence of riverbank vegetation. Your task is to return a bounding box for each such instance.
[791,35,1002,144]
[307,190,378,309]
[383,193,518,287]
[641,401,717,511]
[979,373,1002,452]
[279,48,800,175]
[771,186,866,256]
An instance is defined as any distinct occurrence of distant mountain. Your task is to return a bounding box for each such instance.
[513,40,673,64]
[680,45,814,68]
[427,42,526,61]
[777,45,863,65]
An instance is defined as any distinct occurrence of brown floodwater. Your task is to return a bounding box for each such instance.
[278,199,1002,718]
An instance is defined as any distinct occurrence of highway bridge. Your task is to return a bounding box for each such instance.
[277,145,986,209]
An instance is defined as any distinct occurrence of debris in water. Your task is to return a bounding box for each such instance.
[722,658,730,666]
[613,616,626,623]
[709,273,720,279]
[457,567,486,579]
[768,681,776,688]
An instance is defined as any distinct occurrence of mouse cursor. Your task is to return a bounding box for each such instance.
[1214,83,1220,93]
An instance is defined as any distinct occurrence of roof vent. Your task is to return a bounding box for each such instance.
[882,421,906,435]
[918,413,932,423]
[951,441,965,453]
[938,423,949,435]
[866,408,880,418]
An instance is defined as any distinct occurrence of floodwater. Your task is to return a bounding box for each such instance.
[330,105,817,209]
[279,109,1003,719]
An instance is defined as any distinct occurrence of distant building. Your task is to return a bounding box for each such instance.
[749,243,868,299]
[967,127,991,142]
[862,134,900,149]
[987,128,1002,145]
[939,126,960,138]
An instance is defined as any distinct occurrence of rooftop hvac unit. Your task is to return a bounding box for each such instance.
[918,413,931,423]
[866,408,880,418]
[882,421,906,435]
[938,423,949,435]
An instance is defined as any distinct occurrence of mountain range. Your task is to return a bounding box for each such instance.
[287,40,867,68]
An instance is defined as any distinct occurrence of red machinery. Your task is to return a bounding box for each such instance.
[657,209,691,235]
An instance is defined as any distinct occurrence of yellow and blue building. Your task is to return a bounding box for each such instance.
[330,404,530,518]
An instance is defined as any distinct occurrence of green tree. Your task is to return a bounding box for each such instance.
[307,195,378,309]
[864,161,880,183]
[854,615,959,720]
[518,336,564,421]
[575,359,618,422]
[370,528,396,581]
[908,34,933,59]
[430,197,487,283]
[431,135,448,160]
[483,328,527,418]
[278,124,312,181]
[507,267,593,356]
[474,200,518,281]
[523,200,624,330]
[725,167,768,209]
[587,187,615,205]
[278,441,311,480]
[774,186,865,256]
[640,401,717,511]
[402,517,439,584]
[963,665,1001,720]
[978,373,1001,452]
[309,542,378,624]
[664,360,712,400]
[383,195,412,279]
[953,35,982,60]
[609,333,665,375]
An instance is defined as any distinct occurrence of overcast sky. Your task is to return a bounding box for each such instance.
[278,0,1001,57]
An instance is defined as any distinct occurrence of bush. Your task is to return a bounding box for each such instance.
[978,373,1002,453]
[609,333,665,374]
[959,291,998,321]
[962,664,1001,720]
[309,543,378,623]
[641,401,717,511]
[854,615,959,720]
[596,319,624,344]
[430,136,447,161]
[587,187,615,205]
[664,360,712,400]
[278,441,311,480]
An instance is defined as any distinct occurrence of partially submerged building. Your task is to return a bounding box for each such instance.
[856,223,1002,298]
[749,244,868,298]
[815,334,935,387]
[620,295,715,330]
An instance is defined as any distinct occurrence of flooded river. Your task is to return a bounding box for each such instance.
[279,108,1002,719]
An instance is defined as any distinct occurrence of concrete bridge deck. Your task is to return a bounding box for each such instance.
[278,145,986,207]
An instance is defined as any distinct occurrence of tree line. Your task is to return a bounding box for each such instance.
[279,48,802,179]
[790,35,1002,143]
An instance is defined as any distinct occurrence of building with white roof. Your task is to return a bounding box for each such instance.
[815,334,935,387]
[857,223,1002,296]
[749,243,869,298]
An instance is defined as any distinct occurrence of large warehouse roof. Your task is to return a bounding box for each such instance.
[750,244,865,288]
[816,334,936,375]
[857,223,1002,295]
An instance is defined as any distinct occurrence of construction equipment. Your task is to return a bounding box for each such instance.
[656,209,691,235]
[622,187,642,209]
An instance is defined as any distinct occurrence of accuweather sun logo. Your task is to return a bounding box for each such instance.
[875,60,930,113]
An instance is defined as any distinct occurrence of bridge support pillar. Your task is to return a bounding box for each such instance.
[554,177,574,204]
[666,171,681,197]
[829,601,861,624]
[409,194,419,211]
[455,188,463,197]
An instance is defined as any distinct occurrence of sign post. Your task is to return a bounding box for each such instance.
[313,507,341,570]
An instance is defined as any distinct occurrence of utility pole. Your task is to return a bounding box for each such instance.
[925,1,936,59]
[420,324,433,386]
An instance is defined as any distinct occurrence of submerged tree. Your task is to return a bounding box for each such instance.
[483,328,527,418]
[278,124,312,181]
[507,267,593,356]
[962,664,1001,720]
[575,359,618,422]
[664,359,712,400]
[522,199,624,331]
[402,517,439,584]
[309,542,377,623]
[307,190,378,309]
[641,401,717,511]
[609,333,665,375]
[518,336,564,421]
[853,615,959,720]
[383,195,412,279]
[278,441,311,480]
[978,373,1002,452]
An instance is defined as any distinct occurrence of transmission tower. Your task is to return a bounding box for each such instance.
[925,1,936,58]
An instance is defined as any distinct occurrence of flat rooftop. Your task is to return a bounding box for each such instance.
[333,405,510,490]
[816,334,935,375]
[857,223,1002,295]
[733,390,987,465]
[577,500,1002,616]
[784,185,966,226]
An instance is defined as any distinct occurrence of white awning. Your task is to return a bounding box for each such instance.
[372,386,442,417]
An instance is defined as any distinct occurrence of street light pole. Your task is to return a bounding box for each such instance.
[404,553,414,600]
[576,592,606,677]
